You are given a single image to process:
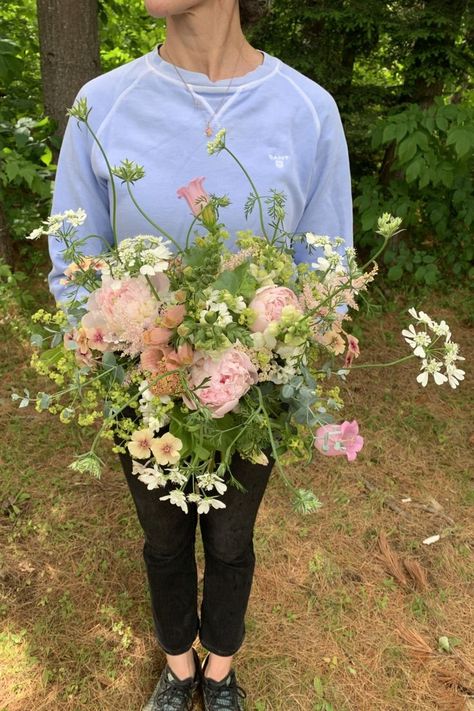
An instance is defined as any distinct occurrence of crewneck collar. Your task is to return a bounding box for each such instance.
[147,43,280,92]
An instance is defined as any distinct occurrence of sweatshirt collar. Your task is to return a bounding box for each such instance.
[148,43,280,92]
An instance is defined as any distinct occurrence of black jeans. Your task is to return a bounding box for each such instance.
[115,424,274,656]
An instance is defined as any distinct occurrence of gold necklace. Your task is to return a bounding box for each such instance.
[158,40,249,136]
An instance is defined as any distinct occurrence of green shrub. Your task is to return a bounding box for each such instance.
[355,98,474,285]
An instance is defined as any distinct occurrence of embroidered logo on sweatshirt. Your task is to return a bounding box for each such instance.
[268,153,289,169]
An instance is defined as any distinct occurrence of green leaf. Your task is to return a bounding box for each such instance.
[387,264,403,281]
[102,351,117,368]
[397,137,417,165]
[446,127,473,159]
[212,260,258,300]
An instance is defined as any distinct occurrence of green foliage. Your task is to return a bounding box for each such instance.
[0,114,55,244]
[355,98,474,284]
[98,0,165,70]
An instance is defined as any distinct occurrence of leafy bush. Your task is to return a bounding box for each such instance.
[355,98,474,285]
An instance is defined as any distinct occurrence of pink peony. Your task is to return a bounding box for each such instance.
[184,348,258,418]
[249,285,302,332]
[314,421,364,462]
[84,275,160,355]
[177,177,210,217]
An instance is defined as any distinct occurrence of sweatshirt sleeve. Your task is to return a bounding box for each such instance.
[292,93,353,267]
[47,102,114,305]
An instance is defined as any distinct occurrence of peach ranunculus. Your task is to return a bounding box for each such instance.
[184,348,258,418]
[177,177,210,217]
[249,286,302,333]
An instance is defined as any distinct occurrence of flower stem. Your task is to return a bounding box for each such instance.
[223,146,269,242]
[83,120,119,250]
[126,183,182,252]
[348,353,415,370]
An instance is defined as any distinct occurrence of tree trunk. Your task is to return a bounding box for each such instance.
[0,201,14,266]
[36,0,101,138]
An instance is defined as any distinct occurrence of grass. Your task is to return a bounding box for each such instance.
[0,286,473,710]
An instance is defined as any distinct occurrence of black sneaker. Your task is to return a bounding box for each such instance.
[201,653,247,711]
[143,647,201,711]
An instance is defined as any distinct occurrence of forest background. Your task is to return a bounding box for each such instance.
[0,2,473,711]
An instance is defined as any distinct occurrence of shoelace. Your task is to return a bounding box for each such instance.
[205,675,247,710]
[154,676,195,711]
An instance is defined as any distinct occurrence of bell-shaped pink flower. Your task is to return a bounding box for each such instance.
[143,326,172,346]
[161,304,186,329]
[177,177,210,217]
[314,420,364,462]
[343,333,360,368]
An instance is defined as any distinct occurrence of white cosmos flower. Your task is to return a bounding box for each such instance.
[159,489,188,513]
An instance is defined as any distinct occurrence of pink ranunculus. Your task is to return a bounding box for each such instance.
[249,285,302,333]
[161,303,186,329]
[314,421,364,462]
[177,177,210,217]
[184,348,258,418]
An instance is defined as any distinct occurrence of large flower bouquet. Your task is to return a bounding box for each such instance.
[16,99,465,515]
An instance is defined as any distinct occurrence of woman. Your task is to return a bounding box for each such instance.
[48,1,353,708]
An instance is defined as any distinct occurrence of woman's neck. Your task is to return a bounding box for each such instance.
[160,3,262,82]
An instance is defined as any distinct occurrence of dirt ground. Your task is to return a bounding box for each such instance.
[1,290,473,711]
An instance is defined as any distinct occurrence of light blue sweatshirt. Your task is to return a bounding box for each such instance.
[48,44,353,304]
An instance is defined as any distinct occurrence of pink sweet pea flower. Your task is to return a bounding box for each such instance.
[249,286,302,333]
[177,177,210,217]
[314,421,364,462]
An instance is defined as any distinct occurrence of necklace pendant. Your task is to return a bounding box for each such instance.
[205,124,213,137]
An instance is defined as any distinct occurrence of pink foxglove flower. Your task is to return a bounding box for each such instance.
[184,348,258,418]
[314,421,364,462]
[177,177,210,217]
[249,286,302,333]
[161,303,186,329]
[343,333,360,368]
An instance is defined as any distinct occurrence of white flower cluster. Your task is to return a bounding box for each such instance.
[305,234,348,275]
[133,459,227,515]
[105,235,172,278]
[27,208,87,240]
[403,308,465,388]
[198,288,239,327]
[207,128,226,155]
[376,213,403,239]
[138,380,171,433]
